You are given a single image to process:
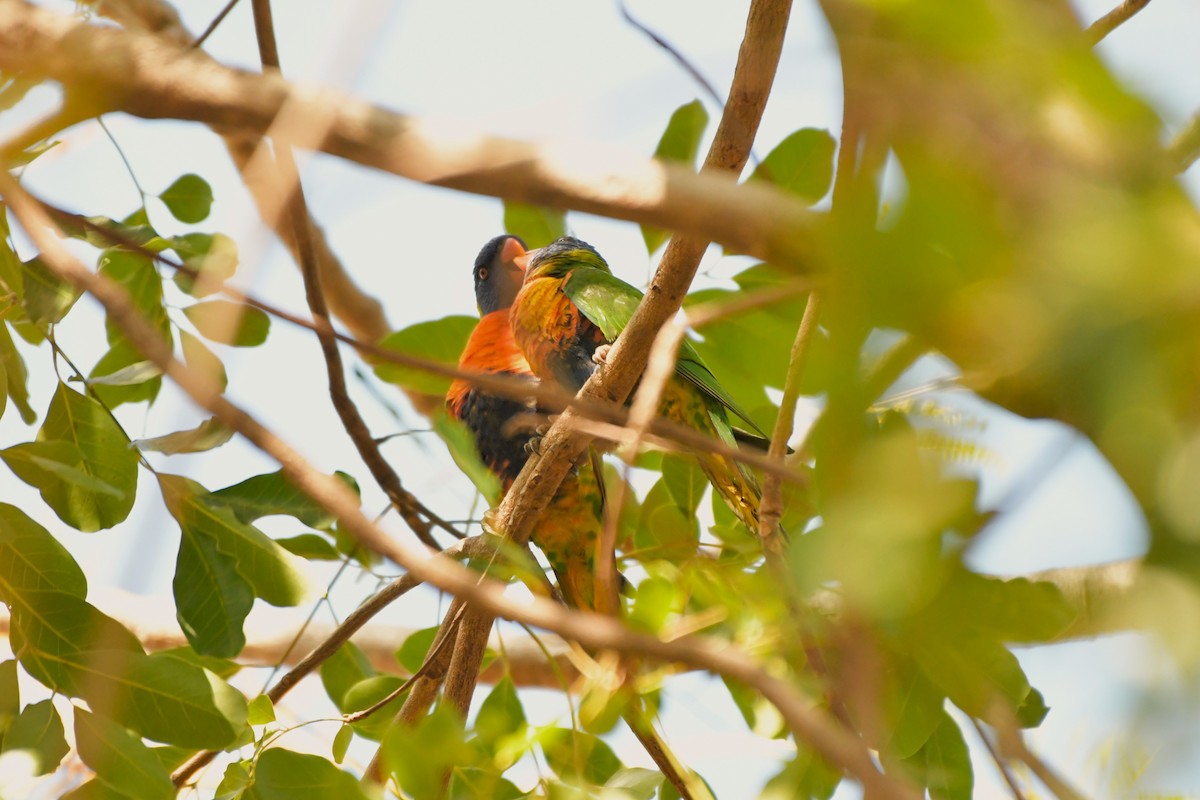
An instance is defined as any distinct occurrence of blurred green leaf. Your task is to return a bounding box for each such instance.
[760,746,841,800]
[0,660,18,729]
[382,705,476,799]
[660,454,706,516]
[247,696,275,725]
[320,642,374,711]
[749,128,836,204]
[90,340,162,407]
[331,724,352,764]
[1016,687,1050,729]
[170,233,238,296]
[449,767,524,800]
[375,315,477,397]
[503,202,566,249]
[134,417,234,455]
[275,533,339,560]
[74,709,174,800]
[538,727,622,787]
[81,360,162,387]
[244,748,373,800]
[885,662,945,759]
[17,256,79,325]
[180,330,227,392]
[433,408,502,504]
[628,575,680,634]
[396,626,439,675]
[184,300,270,347]
[344,676,404,740]
[903,712,973,800]
[475,675,525,752]
[1,700,67,776]
[98,249,170,345]
[159,174,213,224]
[642,99,709,254]
[33,383,138,531]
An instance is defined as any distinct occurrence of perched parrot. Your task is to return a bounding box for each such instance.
[510,236,770,533]
[446,234,608,610]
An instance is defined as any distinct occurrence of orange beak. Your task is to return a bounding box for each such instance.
[501,236,529,270]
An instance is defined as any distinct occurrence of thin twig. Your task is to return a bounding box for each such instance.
[971,717,1028,800]
[1167,110,1200,173]
[989,705,1088,800]
[247,0,444,549]
[190,0,242,49]
[1085,0,1152,45]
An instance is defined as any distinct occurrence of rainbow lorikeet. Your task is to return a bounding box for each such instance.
[510,236,770,533]
[446,235,608,609]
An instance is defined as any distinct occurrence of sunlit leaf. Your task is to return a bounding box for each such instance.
[170,233,238,296]
[90,340,163,407]
[331,724,352,764]
[0,700,67,776]
[247,696,275,725]
[34,382,138,531]
[159,173,214,224]
[475,676,525,752]
[18,256,79,325]
[642,99,709,254]
[275,533,339,560]
[319,642,374,711]
[538,727,622,786]
[396,626,440,675]
[184,300,270,347]
[433,409,502,504]
[74,709,174,800]
[180,330,227,392]
[0,504,88,598]
[134,417,234,455]
[749,128,836,204]
[504,202,566,249]
[0,322,35,424]
[98,249,170,345]
[1,441,125,503]
[343,675,405,740]
[375,315,477,396]
[382,704,475,798]
[80,360,162,387]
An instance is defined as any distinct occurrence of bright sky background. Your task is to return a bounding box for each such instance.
[3,0,1200,797]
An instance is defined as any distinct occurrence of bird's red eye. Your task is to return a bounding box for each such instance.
[478,267,489,280]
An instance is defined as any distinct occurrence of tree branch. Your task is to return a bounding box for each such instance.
[0,0,817,271]
[1085,0,1152,45]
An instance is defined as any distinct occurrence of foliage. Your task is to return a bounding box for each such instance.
[0,1,1194,799]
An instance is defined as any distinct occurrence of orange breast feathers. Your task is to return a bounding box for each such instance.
[510,274,585,381]
[447,310,532,416]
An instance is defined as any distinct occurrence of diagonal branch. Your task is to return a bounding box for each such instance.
[1085,0,1152,45]
[0,0,818,271]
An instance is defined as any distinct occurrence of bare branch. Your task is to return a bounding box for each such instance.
[0,0,817,271]
[1168,110,1200,173]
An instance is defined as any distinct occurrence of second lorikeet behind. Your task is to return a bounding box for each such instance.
[510,236,771,534]
[446,234,608,610]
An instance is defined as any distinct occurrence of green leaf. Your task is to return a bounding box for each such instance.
[761,747,840,800]
[0,660,18,726]
[36,382,138,531]
[81,360,162,387]
[247,696,276,725]
[538,727,623,786]
[89,340,163,407]
[749,128,837,204]
[244,748,373,800]
[274,533,340,560]
[154,647,241,680]
[395,626,439,674]
[628,576,680,634]
[319,642,374,710]
[343,676,404,740]
[433,409,502,504]
[180,330,227,392]
[170,233,238,296]
[603,767,663,800]
[660,454,706,516]
[98,249,170,346]
[159,174,214,224]
[134,417,234,455]
[210,469,357,531]
[503,202,566,249]
[375,315,477,396]
[18,256,80,324]
[915,713,973,800]
[0,322,35,424]
[215,761,253,800]
[184,300,270,347]
[885,663,946,759]
[173,516,253,658]
[2,441,125,505]
[1,700,67,776]
[910,632,1031,719]
[5,590,245,747]
[331,724,353,764]
[74,709,174,800]
[642,99,709,253]
[159,474,310,607]
[475,676,525,752]
[449,767,524,800]
[0,503,88,599]
[635,479,699,559]
[1016,687,1050,728]
[936,572,1076,644]
[382,704,475,799]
